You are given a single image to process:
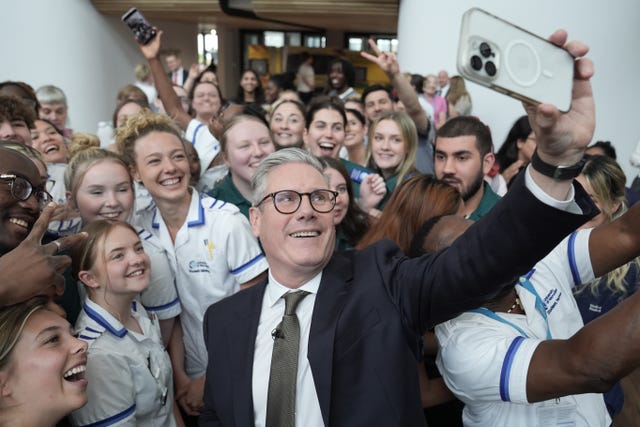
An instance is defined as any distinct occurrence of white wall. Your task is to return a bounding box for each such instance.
[398,0,640,184]
[0,0,197,135]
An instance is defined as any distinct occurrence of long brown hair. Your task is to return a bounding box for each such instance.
[356,175,462,254]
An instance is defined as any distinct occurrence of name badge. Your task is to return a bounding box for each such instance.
[535,398,577,427]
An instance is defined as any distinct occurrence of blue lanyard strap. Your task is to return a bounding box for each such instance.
[469,307,531,338]
[469,271,553,340]
[518,273,552,340]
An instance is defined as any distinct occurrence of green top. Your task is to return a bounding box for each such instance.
[208,173,252,220]
[468,181,501,221]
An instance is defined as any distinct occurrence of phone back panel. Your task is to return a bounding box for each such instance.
[457,8,573,112]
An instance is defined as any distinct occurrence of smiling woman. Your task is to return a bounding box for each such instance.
[69,220,178,426]
[116,110,267,419]
[0,296,88,427]
[30,119,69,164]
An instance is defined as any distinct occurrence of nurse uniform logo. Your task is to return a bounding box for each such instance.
[189,260,210,273]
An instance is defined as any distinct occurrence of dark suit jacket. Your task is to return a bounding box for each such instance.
[200,175,596,426]
[168,68,188,86]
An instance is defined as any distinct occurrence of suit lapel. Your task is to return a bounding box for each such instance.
[230,279,266,427]
[308,253,353,425]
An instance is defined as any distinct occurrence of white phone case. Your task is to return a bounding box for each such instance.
[457,8,574,112]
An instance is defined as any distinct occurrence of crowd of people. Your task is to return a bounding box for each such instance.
[1,23,640,427]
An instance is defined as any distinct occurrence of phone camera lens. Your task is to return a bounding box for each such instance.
[485,61,497,77]
[470,56,483,71]
[479,42,492,58]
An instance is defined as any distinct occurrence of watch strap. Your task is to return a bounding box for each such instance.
[531,150,586,180]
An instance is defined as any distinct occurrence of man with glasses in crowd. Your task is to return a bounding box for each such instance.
[0,143,85,308]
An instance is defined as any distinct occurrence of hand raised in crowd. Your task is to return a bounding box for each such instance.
[524,29,595,166]
[0,203,87,307]
[138,28,163,60]
[358,173,387,212]
[360,38,400,78]
[188,63,200,79]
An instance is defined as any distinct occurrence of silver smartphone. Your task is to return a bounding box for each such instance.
[121,7,157,45]
[457,8,574,112]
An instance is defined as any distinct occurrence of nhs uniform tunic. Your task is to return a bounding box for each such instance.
[185,118,219,175]
[141,189,268,378]
[72,299,176,427]
[435,229,611,427]
[71,223,182,322]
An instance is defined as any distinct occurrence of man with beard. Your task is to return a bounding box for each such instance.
[434,116,500,219]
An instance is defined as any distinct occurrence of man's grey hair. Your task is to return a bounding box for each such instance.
[251,148,325,206]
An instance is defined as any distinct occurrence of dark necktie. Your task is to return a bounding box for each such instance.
[266,290,310,427]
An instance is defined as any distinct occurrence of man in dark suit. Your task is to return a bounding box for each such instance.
[165,49,188,87]
[201,30,596,426]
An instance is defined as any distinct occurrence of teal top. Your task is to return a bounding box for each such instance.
[208,173,252,220]
[468,181,501,220]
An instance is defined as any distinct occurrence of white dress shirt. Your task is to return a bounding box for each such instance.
[252,272,325,427]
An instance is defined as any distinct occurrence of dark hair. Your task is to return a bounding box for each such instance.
[305,96,346,129]
[36,118,64,136]
[0,81,40,115]
[345,108,365,126]
[495,115,531,171]
[356,175,462,254]
[587,140,617,160]
[268,73,296,92]
[188,80,224,114]
[327,58,356,89]
[361,84,392,106]
[235,69,265,104]
[408,215,445,257]
[409,74,424,94]
[318,156,369,246]
[436,116,493,157]
[0,94,36,128]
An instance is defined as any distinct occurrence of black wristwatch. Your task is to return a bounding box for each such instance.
[531,150,586,180]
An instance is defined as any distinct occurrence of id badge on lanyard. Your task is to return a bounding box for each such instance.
[536,398,577,427]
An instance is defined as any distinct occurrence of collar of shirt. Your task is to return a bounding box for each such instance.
[265,270,322,309]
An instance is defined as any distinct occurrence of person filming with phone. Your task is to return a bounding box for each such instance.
[199,28,598,427]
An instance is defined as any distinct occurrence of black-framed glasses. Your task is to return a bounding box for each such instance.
[257,189,338,214]
[0,174,53,209]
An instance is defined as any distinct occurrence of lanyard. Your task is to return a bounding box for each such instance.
[469,271,552,340]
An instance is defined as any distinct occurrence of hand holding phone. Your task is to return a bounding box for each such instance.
[122,7,157,45]
[457,8,574,112]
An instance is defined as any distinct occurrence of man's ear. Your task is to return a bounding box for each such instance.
[249,207,261,238]
[78,270,100,290]
[482,152,495,175]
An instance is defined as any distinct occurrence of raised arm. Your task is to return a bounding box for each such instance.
[136,29,192,130]
[361,39,430,135]
[525,30,594,200]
